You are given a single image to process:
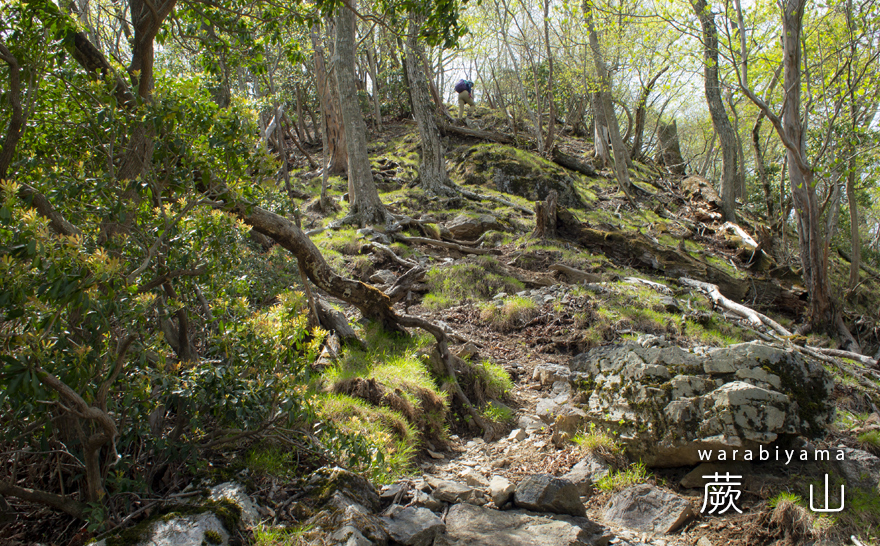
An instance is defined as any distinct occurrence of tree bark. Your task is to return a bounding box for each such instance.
[0,42,25,180]
[691,0,737,222]
[631,66,669,160]
[333,2,387,225]
[592,92,611,168]
[311,23,348,174]
[585,3,635,203]
[656,120,686,176]
[404,15,455,196]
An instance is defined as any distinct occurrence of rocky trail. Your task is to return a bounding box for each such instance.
[88,122,880,546]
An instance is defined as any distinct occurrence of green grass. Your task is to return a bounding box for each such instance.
[483,401,514,423]
[314,393,417,484]
[423,256,525,309]
[473,360,514,398]
[252,524,311,546]
[595,462,652,493]
[479,296,538,331]
[858,430,880,454]
[769,490,805,508]
[572,423,622,457]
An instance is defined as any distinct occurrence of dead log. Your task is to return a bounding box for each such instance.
[550,148,599,177]
[838,248,880,281]
[532,190,558,239]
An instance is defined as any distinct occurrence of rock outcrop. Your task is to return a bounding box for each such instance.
[570,339,834,466]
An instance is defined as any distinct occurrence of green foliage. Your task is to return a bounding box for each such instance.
[572,423,622,457]
[769,491,805,509]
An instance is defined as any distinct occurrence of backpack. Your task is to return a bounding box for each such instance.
[454,79,472,94]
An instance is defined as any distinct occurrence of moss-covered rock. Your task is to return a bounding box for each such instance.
[450,144,585,208]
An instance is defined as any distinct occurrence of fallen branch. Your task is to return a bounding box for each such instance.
[315,296,361,346]
[681,277,878,369]
[681,277,789,335]
[364,241,419,268]
[624,276,673,295]
[454,185,534,216]
[0,480,87,520]
[551,147,599,177]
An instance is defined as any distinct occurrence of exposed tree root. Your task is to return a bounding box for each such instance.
[548,263,602,283]
[218,194,494,438]
[393,234,499,256]
[455,185,534,216]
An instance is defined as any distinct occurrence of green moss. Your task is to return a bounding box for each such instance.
[203,529,223,545]
[424,256,525,309]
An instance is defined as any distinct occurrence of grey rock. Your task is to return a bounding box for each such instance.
[833,447,880,491]
[411,489,444,512]
[369,269,396,285]
[209,482,259,527]
[379,483,405,501]
[509,428,527,441]
[489,475,516,507]
[533,364,573,386]
[571,341,834,466]
[514,474,586,517]
[447,214,503,240]
[330,525,374,546]
[561,454,608,496]
[380,505,445,546]
[461,468,490,488]
[426,476,485,505]
[604,484,694,534]
[444,503,611,546]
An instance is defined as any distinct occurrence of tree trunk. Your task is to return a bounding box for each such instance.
[592,92,611,168]
[657,120,686,176]
[532,190,558,239]
[0,42,24,180]
[585,3,635,203]
[333,3,386,225]
[404,15,455,196]
[631,66,668,160]
[779,0,834,330]
[691,0,737,222]
[311,23,347,174]
[365,32,383,132]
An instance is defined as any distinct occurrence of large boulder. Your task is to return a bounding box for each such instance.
[446,214,503,240]
[300,467,387,544]
[514,474,586,517]
[452,143,585,208]
[443,503,612,546]
[571,340,834,466]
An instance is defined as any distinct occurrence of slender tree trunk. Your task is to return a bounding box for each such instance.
[691,0,737,222]
[334,1,386,225]
[585,3,635,203]
[779,0,834,330]
[631,66,668,160]
[365,32,383,132]
[404,15,455,196]
[311,23,347,174]
[542,0,556,153]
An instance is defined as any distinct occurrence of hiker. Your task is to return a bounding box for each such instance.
[455,79,475,118]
